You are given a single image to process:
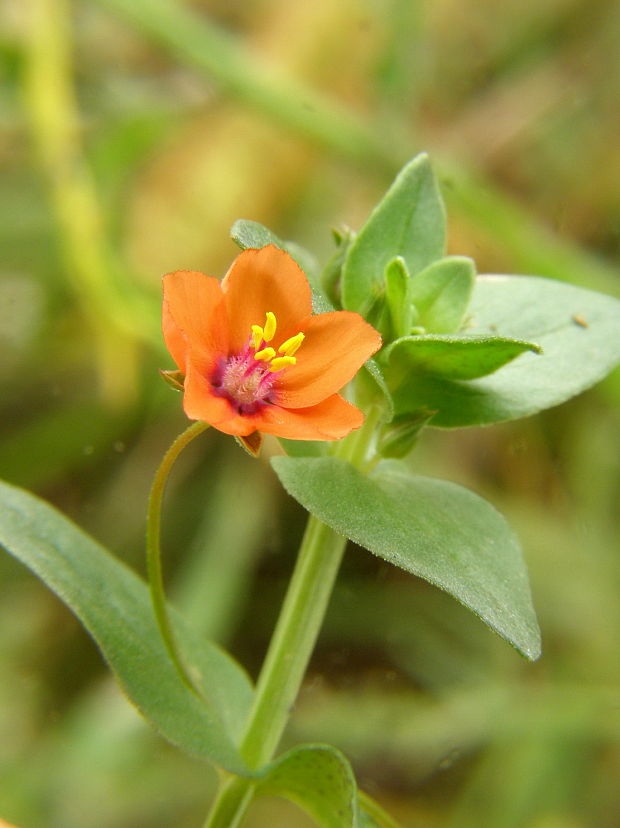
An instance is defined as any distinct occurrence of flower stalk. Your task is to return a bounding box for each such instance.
[146,420,210,693]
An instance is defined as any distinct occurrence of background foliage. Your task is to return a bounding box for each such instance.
[1,0,619,826]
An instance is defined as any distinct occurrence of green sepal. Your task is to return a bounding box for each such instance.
[160,368,184,391]
[409,256,476,333]
[234,432,263,457]
[341,153,446,317]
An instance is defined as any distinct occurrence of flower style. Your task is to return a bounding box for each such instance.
[162,245,381,443]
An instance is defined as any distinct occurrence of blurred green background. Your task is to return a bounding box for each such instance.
[1,0,619,826]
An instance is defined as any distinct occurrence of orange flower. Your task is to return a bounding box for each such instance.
[162,245,381,442]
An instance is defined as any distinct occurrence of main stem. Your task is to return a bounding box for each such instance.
[242,512,347,763]
[204,413,378,827]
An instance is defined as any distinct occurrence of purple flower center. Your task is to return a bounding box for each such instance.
[210,312,304,416]
[211,344,276,415]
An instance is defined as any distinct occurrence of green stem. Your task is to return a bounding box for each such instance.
[147,420,210,693]
[204,412,379,828]
[240,513,347,766]
[203,776,256,828]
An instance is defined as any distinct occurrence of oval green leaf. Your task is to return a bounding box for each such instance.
[385,333,541,381]
[342,153,446,317]
[0,479,253,773]
[393,275,620,427]
[271,457,541,660]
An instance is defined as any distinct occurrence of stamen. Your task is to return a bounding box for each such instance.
[254,346,276,362]
[279,332,304,357]
[217,310,302,411]
[251,325,264,350]
[269,356,296,372]
[263,311,277,342]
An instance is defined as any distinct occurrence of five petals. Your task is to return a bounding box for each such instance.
[162,246,381,444]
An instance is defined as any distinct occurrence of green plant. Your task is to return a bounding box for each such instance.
[2,155,619,827]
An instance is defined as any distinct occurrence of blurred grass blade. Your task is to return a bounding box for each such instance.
[93,0,620,308]
[22,0,152,404]
[94,0,393,171]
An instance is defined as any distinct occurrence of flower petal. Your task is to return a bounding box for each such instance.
[183,360,257,436]
[162,271,228,372]
[183,357,364,440]
[276,311,382,408]
[221,246,312,354]
[162,299,187,372]
[253,395,364,440]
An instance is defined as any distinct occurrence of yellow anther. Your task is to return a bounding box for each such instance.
[254,347,276,362]
[278,332,304,357]
[251,325,264,350]
[269,356,296,372]
[263,311,277,342]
